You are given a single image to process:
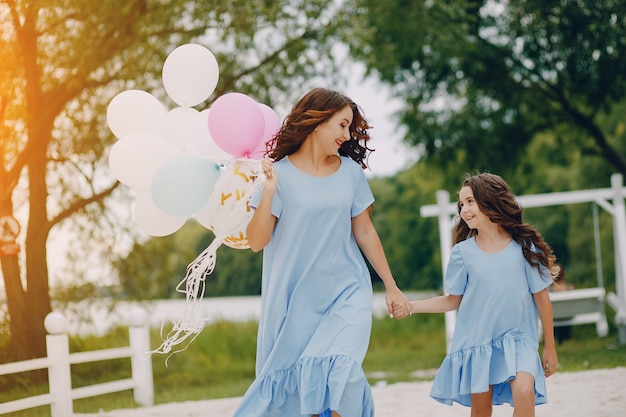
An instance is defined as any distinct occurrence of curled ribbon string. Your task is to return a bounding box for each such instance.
[151,159,265,363]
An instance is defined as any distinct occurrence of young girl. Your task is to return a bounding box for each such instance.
[394,172,558,417]
[236,88,410,417]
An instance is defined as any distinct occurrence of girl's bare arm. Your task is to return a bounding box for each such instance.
[400,294,463,315]
[534,288,558,376]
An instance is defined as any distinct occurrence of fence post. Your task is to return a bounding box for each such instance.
[45,312,73,417]
[611,173,626,344]
[128,306,154,407]
[436,190,456,354]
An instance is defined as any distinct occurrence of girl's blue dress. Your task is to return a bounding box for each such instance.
[431,237,552,407]
[232,156,375,417]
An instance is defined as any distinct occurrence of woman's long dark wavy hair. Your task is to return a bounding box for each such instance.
[453,172,556,277]
[265,87,373,168]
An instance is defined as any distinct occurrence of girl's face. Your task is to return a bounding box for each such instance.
[314,105,352,155]
[458,186,490,230]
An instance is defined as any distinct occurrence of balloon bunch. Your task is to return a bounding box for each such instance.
[107,43,279,237]
[106,44,279,358]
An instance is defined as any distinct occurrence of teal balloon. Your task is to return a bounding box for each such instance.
[151,156,220,217]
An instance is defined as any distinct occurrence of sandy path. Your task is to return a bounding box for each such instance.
[76,367,626,417]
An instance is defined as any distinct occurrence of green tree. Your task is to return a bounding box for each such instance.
[0,0,363,360]
[115,222,207,300]
[115,222,263,299]
[368,164,445,291]
[353,0,626,181]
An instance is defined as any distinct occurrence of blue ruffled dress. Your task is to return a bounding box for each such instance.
[232,156,375,417]
[431,237,552,407]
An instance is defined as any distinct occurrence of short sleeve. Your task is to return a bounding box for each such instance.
[526,259,552,294]
[444,244,468,295]
[523,243,553,293]
[350,162,375,217]
[249,184,283,219]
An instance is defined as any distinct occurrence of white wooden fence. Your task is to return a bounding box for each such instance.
[0,307,154,416]
[550,287,609,337]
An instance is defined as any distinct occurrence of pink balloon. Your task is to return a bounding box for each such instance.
[249,103,281,160]
[208,93,265,158]
[259,103,281,141]
[249,136,270,160]
[193,109,232,162]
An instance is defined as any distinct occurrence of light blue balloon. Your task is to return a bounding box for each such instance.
[151,156,220,217]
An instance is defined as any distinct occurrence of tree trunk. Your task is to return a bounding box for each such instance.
[1,255,45,361]
[0,140,52,361]
[18,113,54,361]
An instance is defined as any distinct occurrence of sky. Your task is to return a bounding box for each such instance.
[339,64,419,177]
[314,21,420,177]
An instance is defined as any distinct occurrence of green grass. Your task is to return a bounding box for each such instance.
[2,315,625,416]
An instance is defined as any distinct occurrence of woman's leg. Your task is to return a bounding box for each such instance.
[470,386,493,417]
[509,372,535,417]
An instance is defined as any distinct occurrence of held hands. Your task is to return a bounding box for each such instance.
[385,286,411,320]
[391,301,413,320]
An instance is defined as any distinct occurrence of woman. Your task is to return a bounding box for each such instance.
[233,87,410,417]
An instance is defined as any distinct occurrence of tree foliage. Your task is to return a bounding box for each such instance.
[115,222,263,299]
[0,0,364,360]
[352,0,626,181]
[368,165,446,291]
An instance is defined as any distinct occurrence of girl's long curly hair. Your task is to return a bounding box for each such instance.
[265,87,373,168]
[453,172,556,276]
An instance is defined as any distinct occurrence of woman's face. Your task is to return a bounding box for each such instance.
[314,105,352,155]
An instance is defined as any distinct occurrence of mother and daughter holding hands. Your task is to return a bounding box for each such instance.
[233,87,558,417]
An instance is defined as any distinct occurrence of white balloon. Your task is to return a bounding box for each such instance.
[106,90,167,139]
[162,44,220,107]
[166,107,203,151]
[134,191,187,237]
[108,132,182,189]
[191,109,232,162]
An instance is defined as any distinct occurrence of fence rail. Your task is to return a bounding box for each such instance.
[0,306,154,416]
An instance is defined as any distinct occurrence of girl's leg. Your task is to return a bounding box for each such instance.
[509,372,535,417]
[470,386,494,417]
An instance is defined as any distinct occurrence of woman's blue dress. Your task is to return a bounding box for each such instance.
[431,237,552,407]
[232,156,376,417]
